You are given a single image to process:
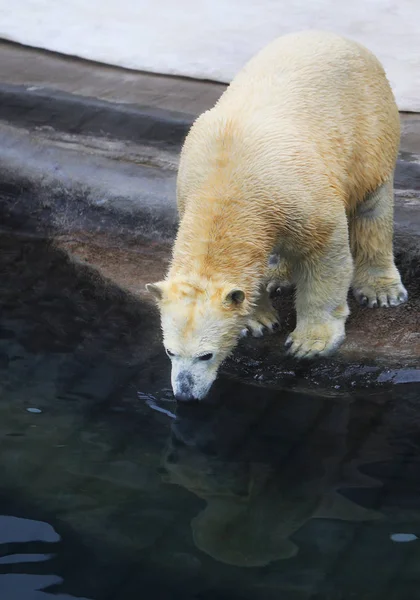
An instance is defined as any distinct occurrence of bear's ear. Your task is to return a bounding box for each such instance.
[224,288,245,306]
[146,282,165,300]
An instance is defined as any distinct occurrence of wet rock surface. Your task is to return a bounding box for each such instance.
[51,224,420,396]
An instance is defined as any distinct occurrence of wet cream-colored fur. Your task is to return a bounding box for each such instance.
[147,30,407,400]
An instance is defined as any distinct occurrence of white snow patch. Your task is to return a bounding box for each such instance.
[0,0,419,111]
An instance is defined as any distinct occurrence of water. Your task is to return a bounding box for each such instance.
[1,232,420,599]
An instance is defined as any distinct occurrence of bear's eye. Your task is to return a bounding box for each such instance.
[198,353,213,362]
[166,349,175,358]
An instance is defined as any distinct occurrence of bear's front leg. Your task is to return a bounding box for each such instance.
[242,285,280,338]
[286,209,353,359]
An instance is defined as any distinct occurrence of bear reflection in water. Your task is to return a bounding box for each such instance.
[162,384,382,567]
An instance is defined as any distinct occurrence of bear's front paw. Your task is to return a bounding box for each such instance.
[285,320,345,359]
[241,306,280,338]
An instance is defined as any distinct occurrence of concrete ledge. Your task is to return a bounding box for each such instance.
[0,40,226,115]
[0,83,194,149]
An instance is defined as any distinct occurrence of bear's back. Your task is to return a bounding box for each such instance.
[178,31,400,212]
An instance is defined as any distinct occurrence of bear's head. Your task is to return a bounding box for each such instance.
[146,277,247,401]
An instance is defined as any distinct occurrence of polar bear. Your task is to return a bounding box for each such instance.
[147,30,407,401]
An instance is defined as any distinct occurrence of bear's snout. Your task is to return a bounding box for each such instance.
[174,372,198,403]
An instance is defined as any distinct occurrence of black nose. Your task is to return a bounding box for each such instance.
[175,391,198,403]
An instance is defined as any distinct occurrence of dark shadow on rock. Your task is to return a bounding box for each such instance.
[0,231,159,365]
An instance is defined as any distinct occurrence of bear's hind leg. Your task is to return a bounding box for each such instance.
[286,207,353,359]
[350,177,407,308]
[265,255,293,296]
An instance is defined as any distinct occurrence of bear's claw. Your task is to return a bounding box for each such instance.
[243,308,280,338]
[353,282,408,309]
[285,320,345,359]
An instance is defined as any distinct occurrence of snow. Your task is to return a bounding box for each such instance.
[0,0,419,111]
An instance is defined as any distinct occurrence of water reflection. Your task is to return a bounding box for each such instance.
[163,388,382,567]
